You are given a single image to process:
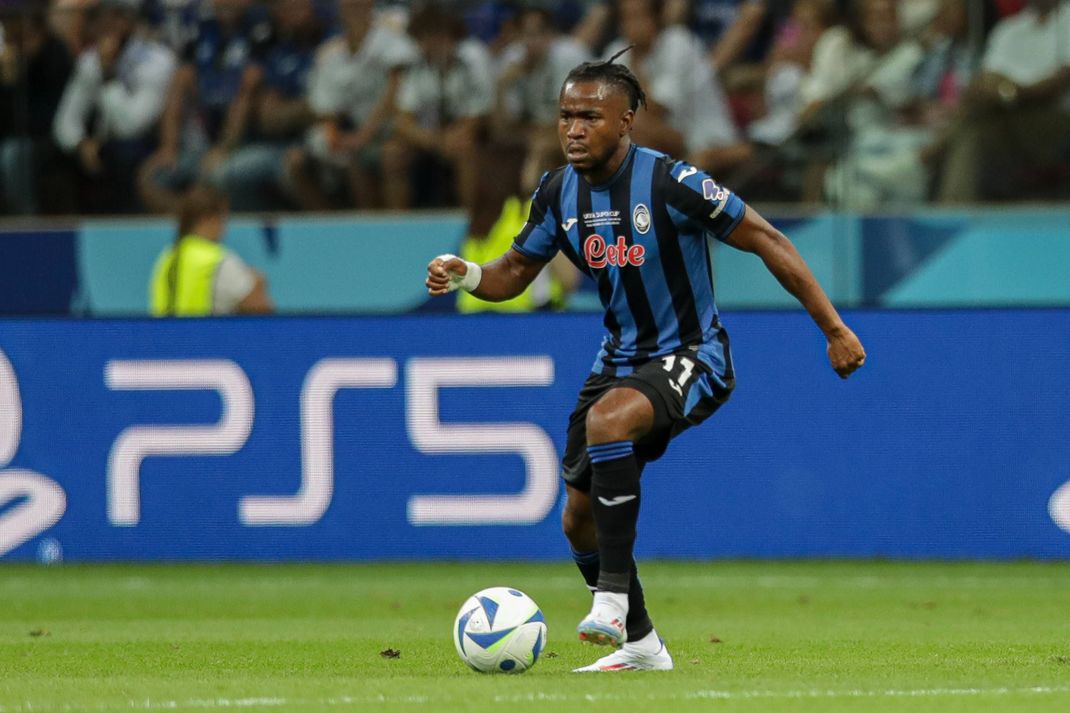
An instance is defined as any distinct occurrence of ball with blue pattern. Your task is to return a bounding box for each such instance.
[452,587,547,673]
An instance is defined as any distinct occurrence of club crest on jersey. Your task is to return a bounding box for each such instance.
[633,204,651,234]
[584,234,645,269]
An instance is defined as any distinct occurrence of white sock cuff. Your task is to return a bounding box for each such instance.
[593,590,629,615]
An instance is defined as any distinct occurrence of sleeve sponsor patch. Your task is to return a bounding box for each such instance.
[702,178,728,204]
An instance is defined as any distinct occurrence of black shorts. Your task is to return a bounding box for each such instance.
[561,351,734,492]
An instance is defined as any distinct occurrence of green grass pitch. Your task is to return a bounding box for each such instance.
[2,561,1069,712]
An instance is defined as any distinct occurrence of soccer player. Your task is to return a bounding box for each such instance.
[425,51,866,672]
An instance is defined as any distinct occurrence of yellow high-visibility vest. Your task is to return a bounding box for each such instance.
[149,234,224,317]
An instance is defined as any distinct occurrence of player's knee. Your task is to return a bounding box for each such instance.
[585,399,637,444]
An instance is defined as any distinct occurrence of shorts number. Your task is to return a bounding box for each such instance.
[661,355,696,397]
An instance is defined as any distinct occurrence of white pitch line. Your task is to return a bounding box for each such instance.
[2,685,1069,712]
[494,686,1070,704]
[5,573,1070,594]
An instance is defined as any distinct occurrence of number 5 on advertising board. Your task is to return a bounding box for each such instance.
[104,356,558,529]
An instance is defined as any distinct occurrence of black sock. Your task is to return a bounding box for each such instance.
[587,441,641,593]
[625,567,654,641]
[571,548,654,641]
[570,548,600,593]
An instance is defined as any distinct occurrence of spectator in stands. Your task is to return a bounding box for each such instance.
[143,0,204,51]
[457,147,580,315]
[53,0,177,213]
[746,0,837,146]
[798,0,928,208]
[494,6,589,194]
[150,183,273,316]
[391,3,494,210]
[225,0,323,211]
[898,0,942,36]
[936,0,1070,202]
[138,0,273,213]
[0,6,73,214]
[603,0,752,173]
[283,0,419,210]
[912,0,978,140]
[49,0,97,57]
[665,0,778,73]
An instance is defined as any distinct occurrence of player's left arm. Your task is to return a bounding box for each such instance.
[723,207,866,378]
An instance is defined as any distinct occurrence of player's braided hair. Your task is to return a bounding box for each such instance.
[563,46,647,112]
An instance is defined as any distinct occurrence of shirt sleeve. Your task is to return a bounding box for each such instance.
[99,43,177,140]
[397,66,423,114]
[307,40,341,116]
[53,53,101,151]
[212,251,257,314]
[648,28,692,114]
[510,172,560,261]
[799,27,852,105]
[981,21,1013,76]
[864,41,924,109]
[455,41,494,118]
[662,161,746,242]
[381,29,419,70]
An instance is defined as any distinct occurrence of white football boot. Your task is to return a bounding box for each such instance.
[576,591,628,647]
[573,631,674,672]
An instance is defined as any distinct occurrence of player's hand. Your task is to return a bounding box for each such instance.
[425,255,468,296]
[826,326,866,379]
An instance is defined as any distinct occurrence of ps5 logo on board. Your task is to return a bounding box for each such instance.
[0,349,67,558]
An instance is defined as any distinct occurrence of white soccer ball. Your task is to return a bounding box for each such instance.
[453,586,547,673]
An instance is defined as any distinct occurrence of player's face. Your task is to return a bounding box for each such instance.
[558,79,634,175]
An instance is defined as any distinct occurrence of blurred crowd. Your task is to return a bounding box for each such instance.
[1,0,1069,219]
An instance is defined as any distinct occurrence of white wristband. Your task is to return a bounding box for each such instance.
[436,254,482,293]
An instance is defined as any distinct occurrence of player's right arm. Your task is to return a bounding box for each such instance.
[426,169,562,302]
[425,250,545,301]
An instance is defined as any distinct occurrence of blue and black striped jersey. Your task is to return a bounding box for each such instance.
[511,144,746,381]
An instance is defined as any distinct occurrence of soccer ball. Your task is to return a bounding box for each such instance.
[453,586,547,673]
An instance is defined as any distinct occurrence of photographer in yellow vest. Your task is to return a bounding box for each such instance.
[150,185,273,316]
